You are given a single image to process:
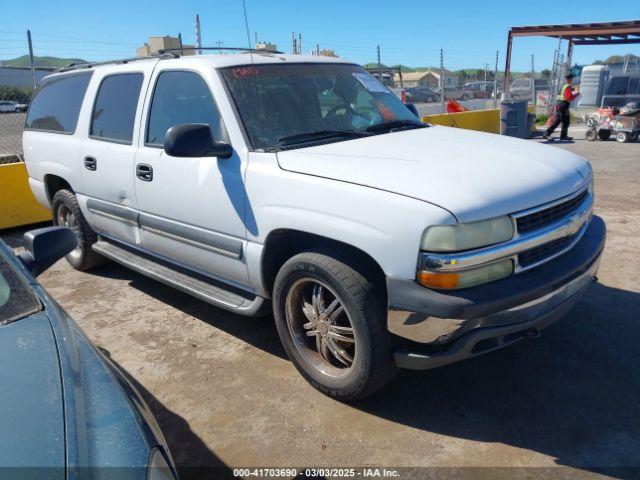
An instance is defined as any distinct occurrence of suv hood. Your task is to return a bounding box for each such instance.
[276,127,591,222]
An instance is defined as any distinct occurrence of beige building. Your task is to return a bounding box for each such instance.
[255,42,278,52]
[136,36,196,57]
[395,69,458,89]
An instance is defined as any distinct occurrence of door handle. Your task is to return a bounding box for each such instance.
[84,156,97,171]
[136,163,153,182]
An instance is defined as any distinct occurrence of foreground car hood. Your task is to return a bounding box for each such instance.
[0,312,64,474]
[277,127,591,222]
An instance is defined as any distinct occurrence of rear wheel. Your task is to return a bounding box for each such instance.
[273,251,398,400]
[52,189,105,271]
[630,132,639,142]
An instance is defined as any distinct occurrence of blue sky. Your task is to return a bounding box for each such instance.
[1,0,639,71]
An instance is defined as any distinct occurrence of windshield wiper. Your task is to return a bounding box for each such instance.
[276,129,371,146]
[365,120,425,133]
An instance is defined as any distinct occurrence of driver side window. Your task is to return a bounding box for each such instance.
[146,70,229,147]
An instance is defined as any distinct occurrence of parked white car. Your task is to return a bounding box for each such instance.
[0,100,27,113]
[23,53,605,400]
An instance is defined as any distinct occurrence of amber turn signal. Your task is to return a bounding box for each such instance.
[417,271,460,289]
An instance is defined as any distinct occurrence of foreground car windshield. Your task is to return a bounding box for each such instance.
[0,258,41,325]
[220,63,421,150]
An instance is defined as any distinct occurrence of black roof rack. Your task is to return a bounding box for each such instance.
[158,46,283,55]
[56,53,179,73]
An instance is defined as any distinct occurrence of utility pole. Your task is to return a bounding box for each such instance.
[195,15,202,55]
[298,33,302,54]
[531,54,536,109]
[440,48,445,113]
[316,44,320,56]
[493,50,499,109]
[196,17,203,54]
[377,45,382,83]
[27,29,36,94]
[484,63,488,85]
[178,33,183,56]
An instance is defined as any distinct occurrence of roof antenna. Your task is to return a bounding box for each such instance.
[241,0,254,64]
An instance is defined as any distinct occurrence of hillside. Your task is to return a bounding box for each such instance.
[0,55,87,68]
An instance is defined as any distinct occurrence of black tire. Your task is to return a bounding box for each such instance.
[585,129,598,141]
[273,251,398,400]
[52,189,105,271]
[598,130,611,141]
[630,132,639,142]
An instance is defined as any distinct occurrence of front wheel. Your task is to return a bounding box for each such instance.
[273,252,398,400]
[585,129,598,141]
[616,131,629,143]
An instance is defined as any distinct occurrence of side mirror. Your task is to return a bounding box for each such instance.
[19,227,77,276]
[404,103,420,119]
[164,124,233,158]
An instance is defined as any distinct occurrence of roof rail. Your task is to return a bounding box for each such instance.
[158,46,284,55]
[56,53,178,73]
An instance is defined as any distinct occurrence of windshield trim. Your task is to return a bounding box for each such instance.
[219,62,406,152]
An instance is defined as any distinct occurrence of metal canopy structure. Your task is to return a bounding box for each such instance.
[504,20,640,94]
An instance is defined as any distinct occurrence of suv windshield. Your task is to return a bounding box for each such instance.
[0,256,41,326]
[220,63,422,150]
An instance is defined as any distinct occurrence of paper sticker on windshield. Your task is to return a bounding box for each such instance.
[353,72,388,93]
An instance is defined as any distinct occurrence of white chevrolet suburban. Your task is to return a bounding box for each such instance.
[23,52,605,400]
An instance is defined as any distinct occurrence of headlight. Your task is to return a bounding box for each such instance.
[147,448,176,480]
[418,258,513,290]
[421,216,514,252]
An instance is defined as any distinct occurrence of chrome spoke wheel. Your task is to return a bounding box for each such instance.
[285,278,356,377]
[55,204,82,260]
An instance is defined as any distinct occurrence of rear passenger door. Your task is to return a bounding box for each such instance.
[78,65,149,246]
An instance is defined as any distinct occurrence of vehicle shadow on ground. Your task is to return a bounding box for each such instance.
[98,347,235,480]
[90,262,288,361]
[89,263,640,478]
[355,282,640,479]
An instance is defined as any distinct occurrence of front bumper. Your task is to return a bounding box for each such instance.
[387,215,606,370]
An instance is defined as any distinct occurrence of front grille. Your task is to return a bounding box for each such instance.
[518,233,578,268]
[516,189,588,234]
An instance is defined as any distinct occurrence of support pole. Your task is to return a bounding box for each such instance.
[178,33,183,56]
[377,45,382,83]
[531,54,536,109]
[504,30,513,98]
[440,48,445,113]
[493,50,499,109]
[566,40,573,72]
[27,29,36,94]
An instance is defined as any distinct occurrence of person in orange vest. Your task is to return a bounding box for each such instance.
[543,74,579,141]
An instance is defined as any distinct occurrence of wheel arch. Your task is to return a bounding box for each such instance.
[44,174,73,202]
[260,229,387,302]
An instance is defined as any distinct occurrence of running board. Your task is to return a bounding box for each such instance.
[92,240,268,316]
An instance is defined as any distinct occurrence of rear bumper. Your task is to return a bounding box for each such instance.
[387,215,605,370]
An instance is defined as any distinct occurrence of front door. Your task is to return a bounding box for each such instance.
[134,68,250,287]
[79,67,148,245]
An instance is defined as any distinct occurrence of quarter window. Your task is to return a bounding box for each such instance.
[90,73,143,143]
[25,72,92,133]
[146,71,227,146]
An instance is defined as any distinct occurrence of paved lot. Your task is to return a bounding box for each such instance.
[2,133,639,480]
[0,112,25,156]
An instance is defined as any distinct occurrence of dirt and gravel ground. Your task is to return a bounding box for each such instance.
[2,131,639,480]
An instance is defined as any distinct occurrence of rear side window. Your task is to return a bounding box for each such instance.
[90,73,144,144]
[146,71,227,146]
[26,72,92,133]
